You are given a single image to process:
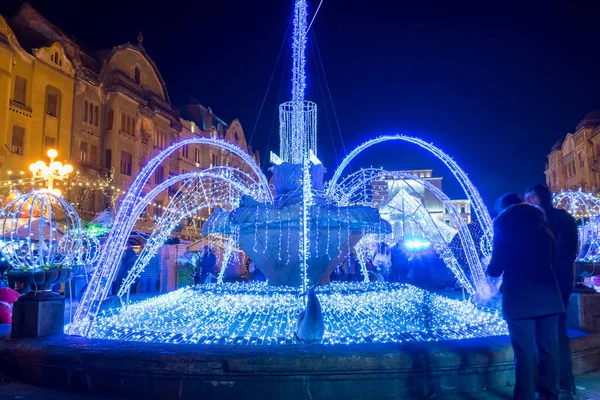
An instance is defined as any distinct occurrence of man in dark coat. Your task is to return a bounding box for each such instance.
[487,193,565,400]
[200,247,217,283]
[525,184,579,399]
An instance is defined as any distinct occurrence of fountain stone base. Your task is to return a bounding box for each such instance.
[203,162,391,286]
[206,202,390,287]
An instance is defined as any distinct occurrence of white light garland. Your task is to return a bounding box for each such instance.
[80,282,507,345]
[553,190,600,262]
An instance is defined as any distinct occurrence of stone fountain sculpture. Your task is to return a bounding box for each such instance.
[203,161,390,286]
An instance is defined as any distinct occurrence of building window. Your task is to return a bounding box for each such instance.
[11,125,25,155]
[182,145,189,158]
[194,148,201,164]
[105,149,112,169]
[88,103,94,125]
[106,109,114,131]
[121,113,126,131]
[94,105,99,127]
[461,206,466,214]
[211,153,217,167]
[552,170,557,185]
[46,92,58,117]
[44,136,56,150]
[90,144,98,165]
[120,151,132,176]
[134,67,141,84]
[13,76,26,105]
[579,152,585,168]
[80,141,88,163]
[154,167,164,184]
[445,219,450,226]
[155,131,167,149]
[130,117,135,135]
[154,202,163,218]
[83,101,88,123]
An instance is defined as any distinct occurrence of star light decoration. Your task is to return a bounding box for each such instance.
[82,282,507,345]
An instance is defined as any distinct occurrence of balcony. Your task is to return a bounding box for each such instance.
[76,160,110,176]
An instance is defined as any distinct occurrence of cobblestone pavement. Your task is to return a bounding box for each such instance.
[1,371,600,399]
[435,371,600,400]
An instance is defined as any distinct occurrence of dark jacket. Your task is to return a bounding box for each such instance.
[487,204,565,320]
[545,208,578,300]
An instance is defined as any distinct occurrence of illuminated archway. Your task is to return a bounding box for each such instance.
[330,169,483,293]
[69,138,271,337]
[326,135,492,256]
[118,169,255,297]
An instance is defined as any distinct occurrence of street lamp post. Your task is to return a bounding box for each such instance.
[28,149,74,197]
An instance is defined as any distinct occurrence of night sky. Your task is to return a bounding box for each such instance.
[2,0,600,206]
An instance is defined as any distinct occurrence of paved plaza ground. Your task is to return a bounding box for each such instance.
[1,370,600,400]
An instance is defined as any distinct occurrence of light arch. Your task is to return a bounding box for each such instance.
[330,169,484,294]
[117,168,258,298]
[326,135,492,256]
[69,139,271,337]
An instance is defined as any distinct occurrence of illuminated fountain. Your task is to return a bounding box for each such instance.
[553,190,600,262]
[66,0,504,344]
[553,190,600,290]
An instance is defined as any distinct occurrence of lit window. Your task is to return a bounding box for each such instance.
[120,151,132,176]
[11,125,25,155]
[46,91,58,117]
[154,203,163,218]
[13,76,26,105]
[80,141,88,163]
[194,148,201,164]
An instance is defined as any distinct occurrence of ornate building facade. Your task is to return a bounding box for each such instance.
[546,111,600,193]
[0,4,259,241]
[0,11,75,190]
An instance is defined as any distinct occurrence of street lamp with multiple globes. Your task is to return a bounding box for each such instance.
[28,149,74,197]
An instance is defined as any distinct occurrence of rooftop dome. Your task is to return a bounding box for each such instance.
[576,110,600,131]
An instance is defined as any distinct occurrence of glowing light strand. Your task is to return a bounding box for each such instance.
[70,138,271,337]
[326,135,493,257]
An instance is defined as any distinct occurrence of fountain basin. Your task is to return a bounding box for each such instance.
[205,204,391,286]
[2,323,600,399]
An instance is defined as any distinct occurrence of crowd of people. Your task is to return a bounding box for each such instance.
[329,244,454,289]
[487,184,578,400]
